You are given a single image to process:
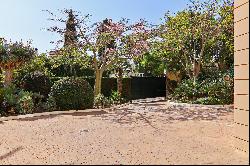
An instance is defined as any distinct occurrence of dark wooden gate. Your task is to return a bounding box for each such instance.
[130,77,166,100]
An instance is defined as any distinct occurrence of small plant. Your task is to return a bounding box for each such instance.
[193,97,221,105]
[109,90,124,105]
[94,94,111,108]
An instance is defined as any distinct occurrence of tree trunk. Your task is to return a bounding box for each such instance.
[193,61,201,86]
[94,69,103,96]
[165,67,168,100]
[117,67,123,95]
[165,74,168,99]
[4,69,13,87]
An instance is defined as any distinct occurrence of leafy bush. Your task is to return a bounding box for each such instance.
[94,93,111,108]
[44,96,57,112]
[0,85,35,115]
[16,91,34,114]
[20,71,52,98]
[2,84,17,108]
[14,54,52,86]
[172,75,233,105]
[49,77,94,110]
[172,79,203,103]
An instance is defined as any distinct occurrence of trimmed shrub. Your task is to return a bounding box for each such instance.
[49,77,94,110]
[21,71,52,98]
[50,77,131,99]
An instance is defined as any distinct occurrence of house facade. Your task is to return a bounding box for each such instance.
[234,0,249,153]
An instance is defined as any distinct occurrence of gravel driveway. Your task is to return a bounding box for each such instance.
[0,98,249,165]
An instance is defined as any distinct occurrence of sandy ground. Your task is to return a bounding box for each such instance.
[0,99,249,165]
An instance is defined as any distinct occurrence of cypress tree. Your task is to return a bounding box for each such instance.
[64,9,78,48]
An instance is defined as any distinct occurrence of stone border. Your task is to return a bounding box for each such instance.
[0,101,133,123]
[0,109,99,122]
[168,101,234,109]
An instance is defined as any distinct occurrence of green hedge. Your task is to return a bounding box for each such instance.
[21,71,52,98]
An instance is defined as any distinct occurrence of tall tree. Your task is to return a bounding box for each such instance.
[158,0,223,85]
[215,0,234,70]
[64,9,78,48]
[83,18,151,96]
[47,10,151,96]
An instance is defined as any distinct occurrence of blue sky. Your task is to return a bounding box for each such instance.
[0,0,189,53]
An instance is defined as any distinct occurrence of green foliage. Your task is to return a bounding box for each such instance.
[50,77,131,99]
[20,71,52,98]
[0,88,4,112]
[2,84,18,107]
[45,96,57,112]
[15,53,52,80]
[49,49,91,77]
[109,90,125,105]
[172,68,233,105]
[172,79,202,103]
[94,93,111,108]
[93,91,126,108]
[49,77,94,110]
[16,91,34,114]
[146,0,234,81]
[0,85,35,115]
[64,9,78,47]
[193,97,221,105]
[1,85,18,116]
[51,66,95,77]
[137,52,166,76]
[0,40,37,69]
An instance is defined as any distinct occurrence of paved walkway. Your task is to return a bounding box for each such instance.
[0,98,249,165]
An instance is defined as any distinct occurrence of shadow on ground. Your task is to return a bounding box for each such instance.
[16,110,108,122]
[0,146,23,160]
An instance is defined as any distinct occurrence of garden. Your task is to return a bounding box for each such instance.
[1,0,249,165]
[0,0,233,117]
